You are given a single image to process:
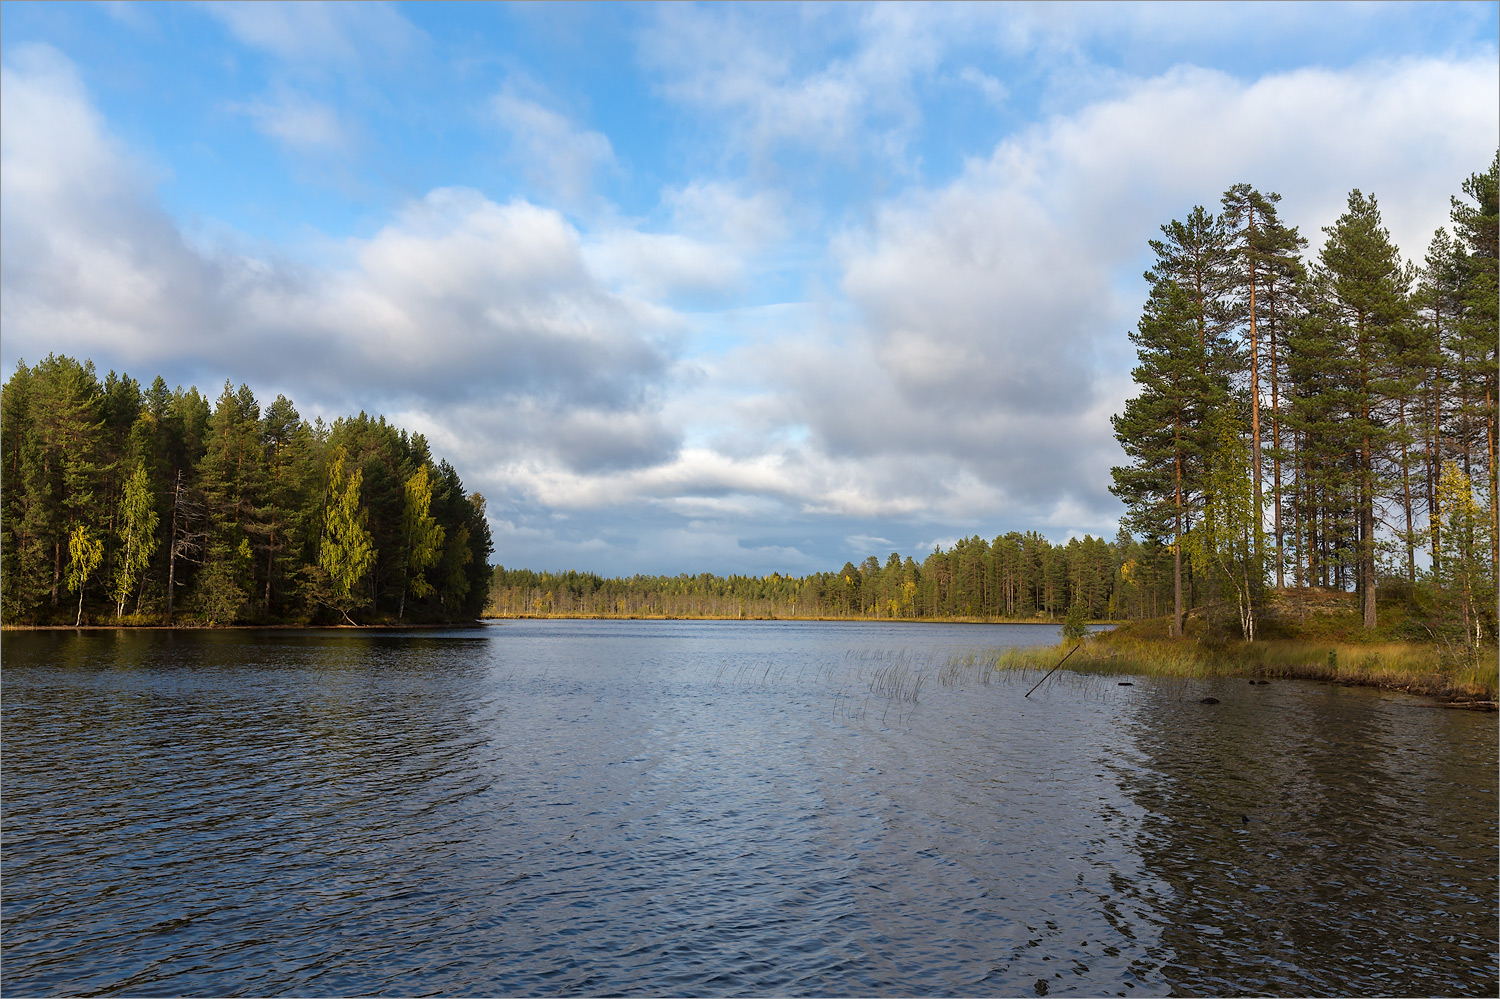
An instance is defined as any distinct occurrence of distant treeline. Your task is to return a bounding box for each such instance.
[489,532,1146,621]
[1,357,493,625]
[1111,159,1497,644]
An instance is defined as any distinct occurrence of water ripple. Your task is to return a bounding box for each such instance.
[3,622,1496,996]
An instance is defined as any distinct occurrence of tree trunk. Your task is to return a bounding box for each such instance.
[1488,379,1498,588]
[1270,309,1284,588]
[167,471,180,620]
[116,535,131,617]
[1362,437,1377,630]
[264,518,275,613]
[1429,354,1443,575]
[1399,396,1415,584]
[1248,252,1264,569]
[1172,419,1184,637]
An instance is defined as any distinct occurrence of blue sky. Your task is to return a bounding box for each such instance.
[3,2,1497,575]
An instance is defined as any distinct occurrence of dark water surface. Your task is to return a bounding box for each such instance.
[2,620,1495,996]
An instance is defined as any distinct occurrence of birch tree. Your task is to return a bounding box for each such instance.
[111,463,159,616]
[319,448,376,624]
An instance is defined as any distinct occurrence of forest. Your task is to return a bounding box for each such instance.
[0,364,493,625]
[488,531,1119,621]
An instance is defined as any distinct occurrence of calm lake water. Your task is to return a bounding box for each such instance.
[3,620,1496,997]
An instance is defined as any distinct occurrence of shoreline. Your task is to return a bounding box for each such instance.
[4,616,1081,630]
[481,613,1084,625]
[1,621,489,632]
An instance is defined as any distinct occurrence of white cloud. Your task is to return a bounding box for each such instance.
[662,181,787,248]
[492,92,615,206]
[583,230,743,303]
[237,89,351,152]
[1,45,232,365]
[959,66,1008,105]
[641,3,950,163]
[207,1,423,65]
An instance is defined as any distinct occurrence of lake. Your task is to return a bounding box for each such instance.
[2,620,1495,996]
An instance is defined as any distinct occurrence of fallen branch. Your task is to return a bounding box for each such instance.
[1025,642,1082,698]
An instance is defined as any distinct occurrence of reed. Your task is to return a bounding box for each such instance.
[868,659,927,703]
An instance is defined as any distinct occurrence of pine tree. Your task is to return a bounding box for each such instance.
[0,361,46,619]
[200,382,267,616]
[1221,185,1308,587]
[28,357,107,613]
[258,395,314,615]
[1448,152,1499,588]
[1414,228,1466,576]
[1111,278,1222,636]
[1317,190,1410,629]
[1147,207,1234,362]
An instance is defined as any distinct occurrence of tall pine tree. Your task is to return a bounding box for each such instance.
[1316,190,1411,628]
[1111,279,1223,636]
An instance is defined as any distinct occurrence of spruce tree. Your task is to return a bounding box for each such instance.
[258,395,314,615]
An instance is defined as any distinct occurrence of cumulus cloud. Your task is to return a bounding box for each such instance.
[1,47,678,483]
[1,45,234,367]
[397,41,1499,562]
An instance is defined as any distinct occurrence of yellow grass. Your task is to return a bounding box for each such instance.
[964,634,1497,703]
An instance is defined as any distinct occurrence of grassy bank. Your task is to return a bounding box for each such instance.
[964,629,1497,705]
